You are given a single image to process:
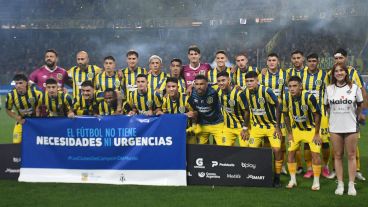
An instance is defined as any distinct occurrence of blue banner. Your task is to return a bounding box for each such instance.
[19,115,187,186]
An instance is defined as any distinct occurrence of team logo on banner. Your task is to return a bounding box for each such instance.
[57,73,63,80]
[207,97,213,104]
[301,105,308,111]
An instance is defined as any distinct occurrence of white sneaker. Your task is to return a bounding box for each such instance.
[286,180,297,189]
[335,181,344,195]
[281,166,288,175]
[327,170,336,179]
[348,182,357,196]
[356,172,366,181]
[311,182,320,191]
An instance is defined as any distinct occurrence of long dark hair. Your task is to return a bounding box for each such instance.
[331,64,352,88]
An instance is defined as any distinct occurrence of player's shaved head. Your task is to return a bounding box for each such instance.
[77,51,89,57]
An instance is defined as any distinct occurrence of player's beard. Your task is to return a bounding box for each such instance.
[45,60,56,69]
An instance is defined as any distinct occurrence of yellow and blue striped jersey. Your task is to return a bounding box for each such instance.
[95,71,124,93]
[258,69,288,98]
[281,90,321,130]
[244,85,278,128]
[218,87,248,129]
[67,65,101,98]
[161,92,188,114]
[233,66,258,90]
[286,67,307,78]
[39,91,73,117]
[207,67,233,85]
[97,100,131,115]
[147,71,167,90]
[6,85,41,117]
[121,67,147,94]
[128,89,162,115]
[157,76,186,95]
[73,92,104,115]
[300,68,327,106]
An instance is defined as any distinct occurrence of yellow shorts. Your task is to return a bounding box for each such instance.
[320,114,329,143]
[13,123,22,144]
[280,113,287,136]
[222,127,248,147]
[289,128,321,153]
[196,123,223,145]
[249,125,281,148]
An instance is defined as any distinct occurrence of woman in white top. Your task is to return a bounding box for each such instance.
[325,64,363,196]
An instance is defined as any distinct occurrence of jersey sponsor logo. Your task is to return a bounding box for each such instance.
[329,99,353,104]
[206,97,213,104]
[301,105,308,112]
[251,108,266,115]
[293,115,307,123]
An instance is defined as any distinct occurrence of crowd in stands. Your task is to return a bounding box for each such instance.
[1,20,367,85]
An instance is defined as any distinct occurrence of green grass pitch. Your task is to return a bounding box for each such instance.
[0,96,367,206]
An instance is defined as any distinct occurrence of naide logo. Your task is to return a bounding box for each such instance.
[194,158,205,169]
[241,162,256,169]
[330,99,353,104]
[198,172,206,178]
[246,174,265,180]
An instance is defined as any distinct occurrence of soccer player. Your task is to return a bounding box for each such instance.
[127,74,161,116]
[38,78,74,118]
[187,75,223,145]
[121,50,147,97]
[156,58,186,95]
[182,45,212,94]
[95,56,124,112]
[243,71,282,187]
[98,88,131,115]
[5,74,41,143]
[68,51,101,98]
[29,49,68,91]
[147,55,167,90]
[258,53,288,175]
[156,77,196,143]
[207,50,232,88]
[278,76,322,191]
[233,52,258,90]
[287,50,307,77]
[217,71,249,147]
[73,80,102,116]
[300,54,330,178]
[327,48,367,181]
